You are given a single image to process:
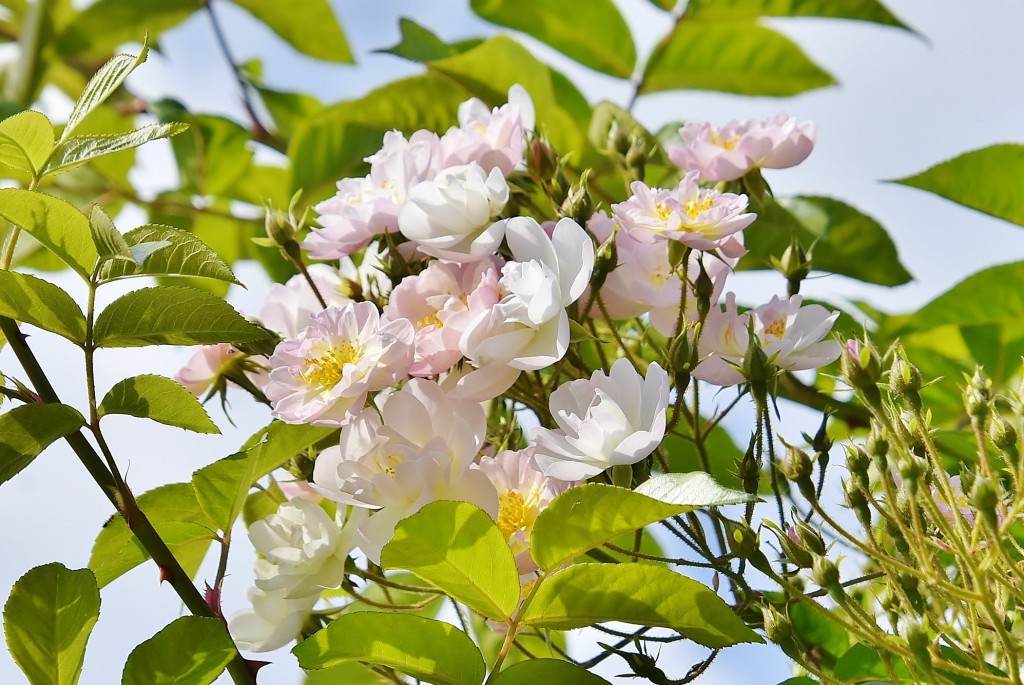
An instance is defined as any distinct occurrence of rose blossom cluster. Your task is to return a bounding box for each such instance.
[182,93,840,651]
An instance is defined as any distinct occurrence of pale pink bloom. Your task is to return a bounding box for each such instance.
[478,448,576,573]
[648,249,737,337]
[693,293,842,386]
[259,264,350,340]
[228,585,317,652]
[455,217,594,400]
[249,499,366,599]
[531,358,670,481]
[265,302,414,426]
[382,257,503,376]
[277,480,321,503]
[667,113,816,182]
[442,84,535,175]
[312,378,497,563]
[175,343,243,396]
[612,173,755,250]
[305,130,440,259]
[398,162,509,263]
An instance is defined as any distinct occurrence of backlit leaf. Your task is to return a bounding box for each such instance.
[121,617,234,685]
[0,271,86,342]
[0,403,85,487]
[229,0,353,63]
[45,123,188,176]
[0,188,97,279]
[0,110,53,175]
[98,374,219,434]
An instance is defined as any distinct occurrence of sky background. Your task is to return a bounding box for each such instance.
[2,0,1023,683]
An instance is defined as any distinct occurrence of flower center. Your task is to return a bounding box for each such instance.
[416,312,443,329]
[710,131,740,150]
[763,318,786,339]
[654,201,673,222]
[683,194,715,221]
[496,491,529,540]
[302,341,359,387]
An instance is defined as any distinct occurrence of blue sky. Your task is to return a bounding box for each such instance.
[2,1,1023,683]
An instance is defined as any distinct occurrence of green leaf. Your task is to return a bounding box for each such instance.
[490,659,609,685]
[520,563,761,647]
[3,563,100,685]
[255,86,324,139]
[293,612,485,685]
[305,662,394,685]
[635,472,759,506]
[45,123,188,177]
[531,482,753,571]
[662,421,745,489]
[789,602,849,669]
[380,501,520,622]
[98,374,219,434]
[61,45,149,143]
[192,421,334,531]
[0,110,54,175]
[57,1,197,57]
[0,271,86,342]
[229,0,353,63]
[908,261,1024,332]
[0,188,98,279]
[96,224,240,284]
[470,0,636,77]
[93,286,268,347]
[641,20,835,96]
[0,403,85,487]
[121,617,234,685]
[891,144,1024,228]
[89,205,134,263]
[376,18,483,63]
[683,0,914,32]
[834,642,910,682]
[89,483,215,587]
[741,196,912,286]
[154,109,253,196]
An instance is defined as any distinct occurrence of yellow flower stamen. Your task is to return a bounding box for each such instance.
[496,491,529,540]
[302,341,359,387]
[764,319,786,338]
[683,194,715,221]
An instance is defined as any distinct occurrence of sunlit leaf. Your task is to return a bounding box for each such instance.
[93,286,269,347]
[490,659,609,685]
[293,612,485,685]
[641,20,834,96]
[192,421,334,531]
[381,501,520,621]
[44,123,188,176]
[3,563,100,685]
[96,224,240,284]
[742,196,912,286]
[891,144,1024,228]
[89,483,214,587]
[98,374,219,434]
[0,110,53,175]
[908,261,1024,332]
[0,403,85,487]
[470,0,636,77]
[0,188,97,280]
[61,44,149,143]
[121,617,234,685]
[684,0,914,32]
[520,563,761,647]
[531,482,752,571]
[0,271,86,342]
[375,17,482,63]
[229,0,353,63]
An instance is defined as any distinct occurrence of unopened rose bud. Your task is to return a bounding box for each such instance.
[841,338,882,397]
[898,456,924,495]
[670,327,695,394]
[762,605,793,644]
[742,325,774,389]
[793,517,826,556]
[776,524,813,568]
[624,131,648,181]
[812,557,841,597]
[736,439,762,496]
[776,235,811,296]
[607,119,631,157]
[990,416,1019,451]
[898,573,925,614]
[971,477,999,530]
[685,259,711,315]
[590,228,618,292]
[866,428,889,467]
[965,367,992,422]
[725,520,759,560]
[846,445,871,491]
[905,622,933,674]
[781,444,815,500]
[559,170,594,226]
[889,354,922,410]
[527,135,559,183]
[844,480,872,531]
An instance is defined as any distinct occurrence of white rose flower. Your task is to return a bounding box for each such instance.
[454,216,594,400]
[398,162,509,262]
[228,585,317,653]
[531,358,670,481]
[248,498,365,598]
